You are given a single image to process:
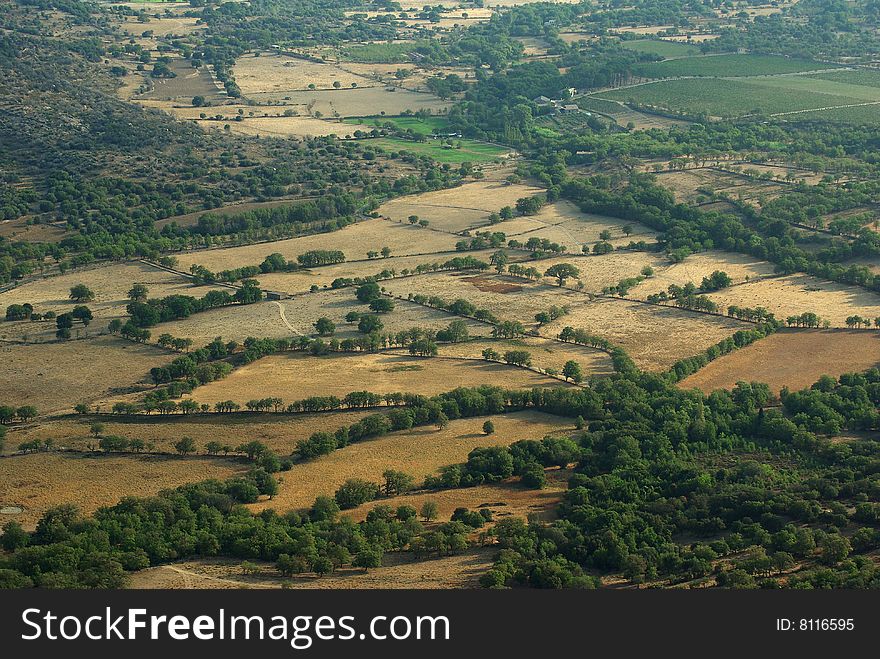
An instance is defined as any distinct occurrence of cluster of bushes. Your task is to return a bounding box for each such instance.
[127,281,262,327]
[0,405,37,424]
[425,436,581,490]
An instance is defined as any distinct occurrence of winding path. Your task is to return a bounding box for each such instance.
[273,300,302,335]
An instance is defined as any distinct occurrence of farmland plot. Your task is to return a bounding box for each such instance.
[541,297,748,371]
[254,249,502,295]
[8,410,377,455]
[249,411,573,512]
[378,180,545,233]
[243,87,451,117]
[382,272,586,326]
[678,330,880,393]
[183,352,568,406]
[0,336,172,414]
[629,251,778,298]
[152,293,491,344]
[233,54,379,94]
[175,219,460,272]
[707,275,880,327]
[0,453,247,530]
[488,200,658,252]
[0,262,222,340]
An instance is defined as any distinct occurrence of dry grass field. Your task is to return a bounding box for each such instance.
[678,330,880,393]
[139,61,223,101]
[254,249,502,294]
[526,252,665,294]
[377,180,545,233]
[184,352,568,406]
[5,410,376,456]
[653,169,785,204]
[129,550,495,589]
[0,261,220,341]
[383,271,586,326]
[429,336,614,376]
[488,200,658,251]
[0,336,172,414]
[707,274,880,327]
[243,87,451,117]
[629,251,778,298]
[541,297,749,371]
[175,219,460,272]
[249,411,572,512]
[225,116,350,138]
[151,292,491,344]
[0,453,247,530]
[233,54,379,94]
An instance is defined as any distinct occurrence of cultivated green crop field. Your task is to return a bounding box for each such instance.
[576,97,625,115]
[598,78,864,118]
[785,103,880,124]
[634,54,838,78]
[619,39,701,58]
[363,136,509,163]
[808,68,880,88]
[343,115,452,134]
[745,75,880,102]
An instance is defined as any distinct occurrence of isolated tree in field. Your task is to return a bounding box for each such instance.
[314,317,335,336]
[127,284,149,302]
[544,263,580,287]
[599,229,612,241]
[421,500,439,522]
[408,215,419,225]
[205,441,223,455]
[381,246,391,258]
[108,319,122,334]
[90,422,105,438]
[174,436,197,455]
[562,360,583,383]
[622,224,633,236]
[69,284,94,302]
[369,298,395,313]
[483,420,495,435]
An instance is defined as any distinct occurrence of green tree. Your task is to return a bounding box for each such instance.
[421,500,439,522]
[69,284,94,302]
[544,263,580,287]
[314,317,336,336]
[174,436,197,456]
[482,420,495,435]
[562,360,583,383]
